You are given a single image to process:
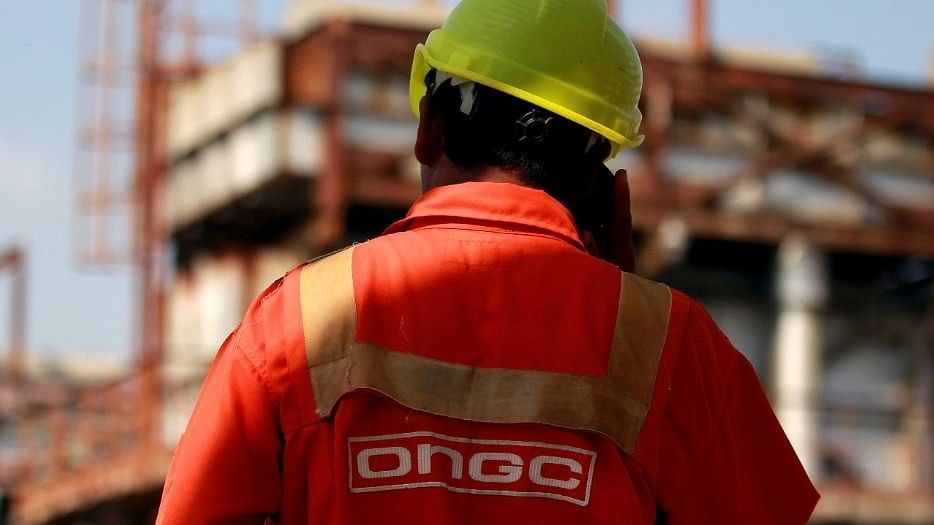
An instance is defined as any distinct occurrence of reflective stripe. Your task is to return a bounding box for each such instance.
[300,247,356,367]
[300,248,671,453]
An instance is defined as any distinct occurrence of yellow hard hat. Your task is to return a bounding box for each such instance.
[410,0,644,158]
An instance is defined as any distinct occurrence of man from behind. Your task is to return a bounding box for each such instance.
[156,0,819,523]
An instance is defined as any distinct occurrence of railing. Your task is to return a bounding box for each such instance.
[11,371,933,523]
[19,371,147,486]
[814,404,934,523]
[12,364,176,525]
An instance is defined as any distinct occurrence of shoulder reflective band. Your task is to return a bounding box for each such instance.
[300,247,671,453]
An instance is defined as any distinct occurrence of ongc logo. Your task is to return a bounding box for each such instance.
[348,432,597,506]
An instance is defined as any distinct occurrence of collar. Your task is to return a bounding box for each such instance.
[383,182,585,251]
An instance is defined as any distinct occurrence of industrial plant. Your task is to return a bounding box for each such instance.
[1,0,932,523]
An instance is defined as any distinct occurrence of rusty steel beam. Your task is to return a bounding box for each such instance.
[282,18,934,259]
[14,1,272,523]
[16,442,172,525]
[14,372,208,525]
[641,74,675,199]
[815,484,934,523]
[178,0,197,68]
[0,246,26,382]
[344,161,934,258]
[631,203,934,259]
[689,0,710,59]
[78,0,124,265]
[640,56,934,133]
[352,174,422,209]
[309,20,352,252]
[133,0,167,458]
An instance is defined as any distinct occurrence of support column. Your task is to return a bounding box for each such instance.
[909,291,934,490]
[689,0,710,59]
[773,235,827,478]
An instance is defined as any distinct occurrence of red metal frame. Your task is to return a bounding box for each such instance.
[75,0,135,266]
[690,0,709,58]
[0,246,26,382]
[15,0,933,522]
[13,1,268,523]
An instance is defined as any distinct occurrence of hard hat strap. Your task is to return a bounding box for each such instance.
[425,68,608,156]
[430,70,479,116]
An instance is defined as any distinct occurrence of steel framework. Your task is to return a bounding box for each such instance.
[11,1,934,523]
[0,246,26,382]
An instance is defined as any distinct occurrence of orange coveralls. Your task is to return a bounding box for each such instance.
[156,182,818,524]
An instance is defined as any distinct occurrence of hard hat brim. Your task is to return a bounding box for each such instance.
[409,43,644,159]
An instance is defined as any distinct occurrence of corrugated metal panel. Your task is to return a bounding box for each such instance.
[636,35,821,76]
[718,44,821,75]
[861,170,934,209]
[345,73,411,118]
[285,109,325,175]
[166,108,325,229]
[282,1,446,38]
[194,253,248,363]
[864,129,933,172]
[160,243,305,447]
[346,115,417,154]
[199,136,234,212]
[166,40,285,160]
[232,40,284,124]
[250,246,307,299]
[721,170,877,226]
[230,116,260,194]
[807,109,861,142]
[253,112,280,184]
[161,251,250,447]
[166,80,201,159]
[161,271,206,447]
[160,383,198,447]
[230,112,279,194]
[202,62,234,145]
[666,148,747,185]
[166,157,199,228]
[164,274,201,368]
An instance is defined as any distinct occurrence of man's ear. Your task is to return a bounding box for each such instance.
[414,96,443,165]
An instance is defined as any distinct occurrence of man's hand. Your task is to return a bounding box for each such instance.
[607,169,636,273]
[578,167,636,273]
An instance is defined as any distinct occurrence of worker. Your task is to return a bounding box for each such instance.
[156,0,819,523]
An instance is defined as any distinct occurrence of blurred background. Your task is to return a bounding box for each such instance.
[0,0,932,523]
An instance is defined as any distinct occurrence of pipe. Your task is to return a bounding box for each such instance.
[0,246,26,381]
[772,235,827,478]
[689,0,710,59]
[133,0,167,452]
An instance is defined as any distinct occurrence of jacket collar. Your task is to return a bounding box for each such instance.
[383,181,585,251]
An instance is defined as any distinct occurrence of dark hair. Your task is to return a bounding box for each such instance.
[426,70,610,210]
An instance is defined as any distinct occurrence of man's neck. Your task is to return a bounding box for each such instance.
[421,158,528,193]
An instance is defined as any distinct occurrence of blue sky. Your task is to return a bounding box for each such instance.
[1,0,932,360]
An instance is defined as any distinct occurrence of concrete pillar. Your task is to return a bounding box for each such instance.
[773,235,827,479]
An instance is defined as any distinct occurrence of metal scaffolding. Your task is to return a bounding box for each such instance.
[8,1,934,523]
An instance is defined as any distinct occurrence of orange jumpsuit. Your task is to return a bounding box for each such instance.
[156,181,818,524]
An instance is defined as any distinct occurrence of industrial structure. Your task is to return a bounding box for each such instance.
[5,0,933,523]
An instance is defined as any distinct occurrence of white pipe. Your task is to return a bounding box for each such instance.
[773,235,827,479]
